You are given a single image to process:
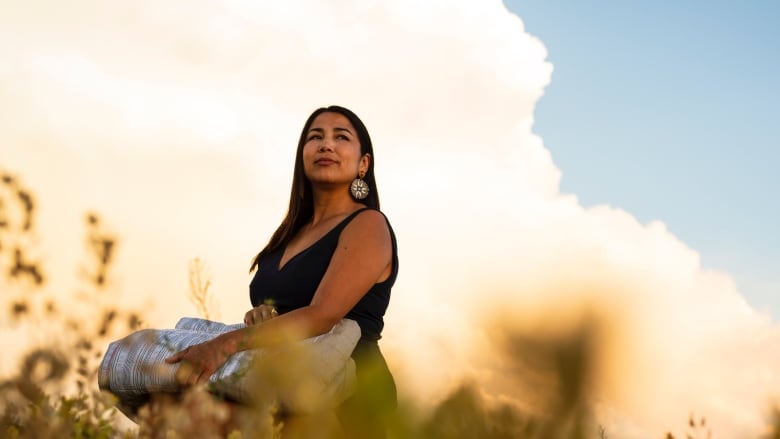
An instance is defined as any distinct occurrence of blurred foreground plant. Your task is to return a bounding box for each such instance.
[3,169,780,438]
[0,171,139,438]
[188,257,218,321]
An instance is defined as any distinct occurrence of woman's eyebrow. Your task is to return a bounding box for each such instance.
[308,126,354,136]
[334,127,354,135]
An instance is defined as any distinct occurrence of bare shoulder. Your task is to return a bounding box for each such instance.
[341,209,391,243]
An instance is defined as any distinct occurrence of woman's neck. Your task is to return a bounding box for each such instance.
[309,190,363,227]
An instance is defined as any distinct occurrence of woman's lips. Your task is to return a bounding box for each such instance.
[315,158,337,165]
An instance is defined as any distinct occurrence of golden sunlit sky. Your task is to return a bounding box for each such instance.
[1,1,778,437]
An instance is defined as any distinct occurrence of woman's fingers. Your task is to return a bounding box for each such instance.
[168,347,206,385]
[173,361,212,386]
[167,341,227,387]
[165,347,189,364]
[174,360,193,384]
[244,305,278,325]
[188,368,201,386]
[260,306,273,322]
[197,368,212,384]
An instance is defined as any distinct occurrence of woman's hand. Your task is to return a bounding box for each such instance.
[244,304,278,326]
[164,336,234,386]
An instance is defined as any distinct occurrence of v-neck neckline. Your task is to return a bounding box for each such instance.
[276,208,368,272]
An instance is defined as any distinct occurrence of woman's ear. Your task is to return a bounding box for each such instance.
[360,153,371,175]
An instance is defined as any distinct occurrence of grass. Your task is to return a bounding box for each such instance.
[2,169,780,438]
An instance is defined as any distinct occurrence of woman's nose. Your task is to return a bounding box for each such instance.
[318,140,333,151]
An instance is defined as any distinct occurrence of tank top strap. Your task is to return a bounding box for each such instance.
[331,207,373,235]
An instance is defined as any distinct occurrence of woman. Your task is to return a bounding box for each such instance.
[166,105,398,437]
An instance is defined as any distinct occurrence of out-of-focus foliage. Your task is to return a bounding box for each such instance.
[2,169,780,438]
[1,171,140,439]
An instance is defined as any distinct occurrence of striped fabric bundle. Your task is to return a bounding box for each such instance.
[99,318,360,417]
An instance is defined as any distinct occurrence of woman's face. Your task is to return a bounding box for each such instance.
[302,111,369,188]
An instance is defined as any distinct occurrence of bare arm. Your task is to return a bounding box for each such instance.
[166,210,392,384]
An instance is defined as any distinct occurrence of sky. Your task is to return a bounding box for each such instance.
[504,0,780,318]
[1,1,779,437]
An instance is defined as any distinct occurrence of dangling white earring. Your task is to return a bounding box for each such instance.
[350,170,369,200]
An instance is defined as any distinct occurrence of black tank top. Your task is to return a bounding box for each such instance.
[249,208,398,341]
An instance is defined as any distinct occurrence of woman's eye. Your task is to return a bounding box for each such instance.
[307,135,322,141]
[337,135,349,140]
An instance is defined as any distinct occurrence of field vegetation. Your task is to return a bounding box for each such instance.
[1,170,778,438]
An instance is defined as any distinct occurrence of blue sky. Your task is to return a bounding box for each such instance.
[503,1,780,317]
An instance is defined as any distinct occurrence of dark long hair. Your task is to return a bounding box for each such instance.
[250,105,380,272]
